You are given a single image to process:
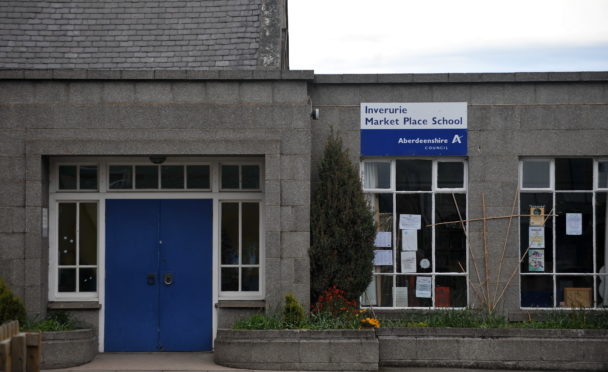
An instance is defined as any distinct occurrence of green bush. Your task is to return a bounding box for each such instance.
[0,277,26,324]
[310,131,376,301]
[22,311,78,332]
[283,294,305,328]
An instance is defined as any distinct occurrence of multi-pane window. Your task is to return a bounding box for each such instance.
[108,164,211,190]
[220,201,261,293]
[361,159,468,308]
[57,202,98,294]
[221,164,260,190]
[520,158,608,308]
[58,165,98,190]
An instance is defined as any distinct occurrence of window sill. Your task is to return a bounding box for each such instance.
[48,301,102,310]
[216,300,265,308]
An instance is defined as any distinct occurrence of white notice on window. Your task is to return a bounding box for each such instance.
[401,229,418,251]
[394,286,408,307]
[528,226,545,248]
[373,250,393,266]
[374,231,392,248]
[399,214,421,230]
[400,251,417,273]
[566,213,582,235]
[415,276,432,298]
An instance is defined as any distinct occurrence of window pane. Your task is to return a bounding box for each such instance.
[242,203,259,265]
[79,203,97,265]
[376,275,394,307]
[437,162,464,188]
[79,268,97,292]
[161,165,184,189]
[187,165,210,189]
[59,166,77,189]
[135,166,158,189]
[242,165,260,189]
[221,203,239,265]
[241,267,259,291]
[221,165,239,189]
[396,275,432,307]
[396,194,432,273]
[521,275,553,307]
[79,166,98,190]
[557,276,593,308]
[396,160,432,191]
[221,268,239,291]
[556,193,593,273]
[596,193,607,274]
[435,194,466,273]
[435,276,467,307]
[520,193,553,273]
[600,161,608,188]
[109,165,132,189]
[556,158,593,190]
[58,268,76,292]
[522,160,550,188]
[364,162,391,189]
[58,203,76,265]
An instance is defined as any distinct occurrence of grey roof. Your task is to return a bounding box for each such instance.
[0,0,271,70]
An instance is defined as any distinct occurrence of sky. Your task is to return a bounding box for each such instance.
[288,0,608,74]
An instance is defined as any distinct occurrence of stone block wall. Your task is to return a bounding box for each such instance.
[0,70,313,327]
[310,72,608,314]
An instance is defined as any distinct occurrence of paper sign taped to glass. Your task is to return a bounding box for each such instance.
[373,249,393,266]
[415,276,432,298]
[528,226,545,249]
[399,214,421,230]
[529,206,545,226]
[528,249,545,272]
[374,231,392,247]
[400,251,417,273]
[401,229,418,251]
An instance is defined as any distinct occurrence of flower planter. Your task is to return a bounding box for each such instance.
[41,329,97,369]
[377,327,608,371]
[214,329,379,371]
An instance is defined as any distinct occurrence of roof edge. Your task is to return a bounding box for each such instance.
[313,71,608,84]
[0,69,315,81]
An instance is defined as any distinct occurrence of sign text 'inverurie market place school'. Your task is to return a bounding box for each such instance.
[360,102,468,156]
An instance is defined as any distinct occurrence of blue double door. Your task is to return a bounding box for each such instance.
[105,199,213,352]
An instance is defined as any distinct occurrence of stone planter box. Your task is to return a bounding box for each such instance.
[41,329,97,369]
[377,327,608,371]
[214,329,379,371]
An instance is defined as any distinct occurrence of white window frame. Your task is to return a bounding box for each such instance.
[218,200,264,299]
[519,157,608,309]
[361,157,469,309]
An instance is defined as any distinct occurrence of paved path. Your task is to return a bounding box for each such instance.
[42,352,552,372]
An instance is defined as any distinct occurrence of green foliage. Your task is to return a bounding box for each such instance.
[283,294,305,328]
[310,131,376,301]
[0,277,26,324]
[22,311,78,332]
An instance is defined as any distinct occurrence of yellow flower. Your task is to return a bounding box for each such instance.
[360,317,380,328]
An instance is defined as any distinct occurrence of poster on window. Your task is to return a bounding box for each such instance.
[529,206,545,226]
[374,231,392,247]
[528,249,545,272]
[415,276,432,298]
[393,286,408,307]
[373,250,393,266]
[528,226,545,248]
[566,213,582,235]
[400,251,417,273]
[399,214,421,230]
[401,229,418,251]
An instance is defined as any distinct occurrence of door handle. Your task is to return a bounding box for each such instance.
[147,273,156,286]
[163,273,173,286]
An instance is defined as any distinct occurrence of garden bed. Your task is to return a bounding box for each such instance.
[214,329,378,371]
[41,329,97,369]
[214,327,608,371]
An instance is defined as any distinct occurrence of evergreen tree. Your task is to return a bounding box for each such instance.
[310,131,376,301]
[0,277,26,324]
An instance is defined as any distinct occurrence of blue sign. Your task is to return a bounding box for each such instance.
[360,103,468,156]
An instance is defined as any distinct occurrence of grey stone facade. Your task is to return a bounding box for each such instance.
[0,0,287,70]
[311,72,608,314]
[0,70,313,330]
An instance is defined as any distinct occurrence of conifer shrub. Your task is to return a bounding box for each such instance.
[310,131,376,301]
[0,277,26,324]
[283,294,305,328]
